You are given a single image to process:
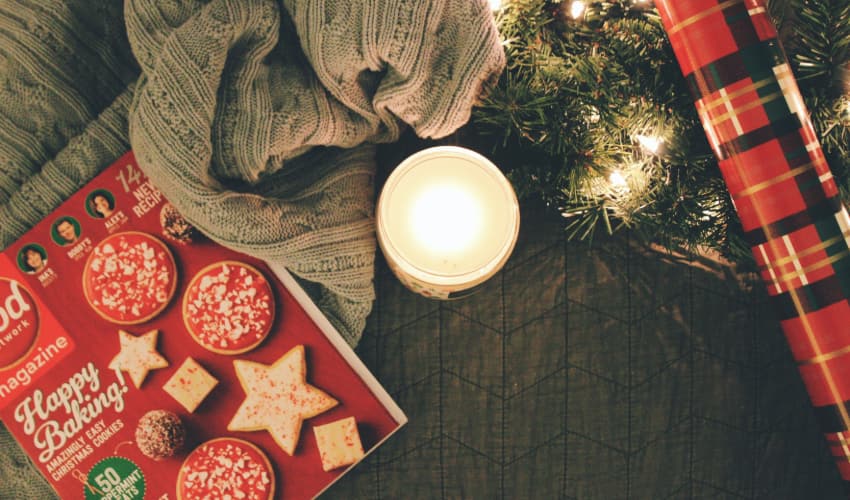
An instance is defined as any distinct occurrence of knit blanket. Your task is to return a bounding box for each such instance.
[0,0,505,347]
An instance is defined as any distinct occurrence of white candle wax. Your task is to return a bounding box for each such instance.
[377,146,520,299]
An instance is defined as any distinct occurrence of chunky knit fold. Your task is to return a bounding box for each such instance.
[0,2,138,497]
[0,0,138,248]
[0,0,504,345]
[126,0,505,343]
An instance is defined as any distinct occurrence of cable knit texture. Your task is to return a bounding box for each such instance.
[0,0,504,344]
[0,4,138,496]
[126,0,505,343]
[1,2,503,494]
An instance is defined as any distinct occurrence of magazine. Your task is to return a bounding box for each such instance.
[0,152,406,499]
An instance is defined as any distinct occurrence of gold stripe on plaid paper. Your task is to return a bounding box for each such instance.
[747,5,767,17]
[668,0,745,35]
[695,104,724,154]
[799,345,850,367]
[716,88,745,135]
[827,433,850,445]
[836,206,850,239]
[709,90,784,127]
[758,244,783,295]
[782,235,808,285]
[699,78,775,113]
[827,432,850,462]
[732,162,815,200]
[774,250,850,287]
[759,229,850,274]
[773,64,808,119]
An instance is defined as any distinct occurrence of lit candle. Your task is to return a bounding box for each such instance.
[376,146,520,299]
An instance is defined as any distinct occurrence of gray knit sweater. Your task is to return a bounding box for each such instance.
[0,0,504,343]
[0,0,504,496]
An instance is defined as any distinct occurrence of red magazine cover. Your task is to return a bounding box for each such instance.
[0,152,406,499]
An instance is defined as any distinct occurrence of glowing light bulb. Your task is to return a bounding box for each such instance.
[409,184,483,254]
[636,134,664,154]
[570,0,586,19]
[609,170,629,191]
[586,106,601,124]
[489,0,502,11]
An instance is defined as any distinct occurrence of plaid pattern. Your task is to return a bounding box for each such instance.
[658,0,850,485]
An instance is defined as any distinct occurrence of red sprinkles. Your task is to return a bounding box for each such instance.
[83,231,176,324]
[183,261,274,354]
[178,438,273,500]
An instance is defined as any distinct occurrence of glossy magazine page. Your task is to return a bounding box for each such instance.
[0,152,406,500]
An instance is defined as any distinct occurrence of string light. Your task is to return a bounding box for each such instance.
[570,0,586,20]
[586,106,601,125]
[609,170,629,191]
[700,199,722,222]
[700,209,719,222]
[636,134,664,155]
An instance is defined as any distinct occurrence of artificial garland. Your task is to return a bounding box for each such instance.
[471,0,850,265]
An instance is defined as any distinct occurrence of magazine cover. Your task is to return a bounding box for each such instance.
[0,152,407,499]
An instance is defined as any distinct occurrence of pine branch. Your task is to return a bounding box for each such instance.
[471,0,850,264]
[793,0,850,88]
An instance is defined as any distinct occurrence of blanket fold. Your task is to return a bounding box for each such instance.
[1,0,504,342]
[126,0,505,343]
[0,0,138,248]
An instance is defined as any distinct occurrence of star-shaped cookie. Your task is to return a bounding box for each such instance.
[108,329,168,388]
[228,345,338,455]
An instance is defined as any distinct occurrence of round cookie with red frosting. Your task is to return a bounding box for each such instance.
[83,231,177,324]
[182,261,275,355]
[177,437,274,500]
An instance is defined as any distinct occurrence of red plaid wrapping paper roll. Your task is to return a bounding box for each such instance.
[656,0,850,483]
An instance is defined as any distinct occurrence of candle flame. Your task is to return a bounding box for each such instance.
[409,184,483,254]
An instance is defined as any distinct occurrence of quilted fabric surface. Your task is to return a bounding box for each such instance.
[318,139,847,499]
[1,139,845,498]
